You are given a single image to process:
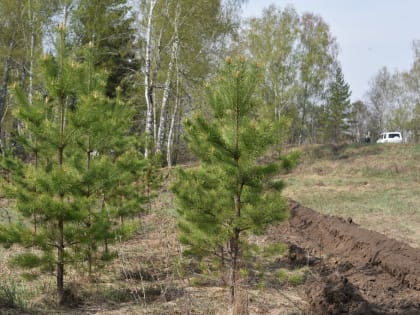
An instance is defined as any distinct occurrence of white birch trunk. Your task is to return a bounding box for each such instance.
[28,0,36,106]
[0,40,15,135]
[151,29,163,145]
[29,32,35,106]
[156,35,178,153]
[156,2,180,154]
[144,0,157,158]
[167,92,179,167]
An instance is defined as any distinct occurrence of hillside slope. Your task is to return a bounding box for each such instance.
[283,143,420,248]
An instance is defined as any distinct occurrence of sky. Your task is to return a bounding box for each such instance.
[242,0,420,102]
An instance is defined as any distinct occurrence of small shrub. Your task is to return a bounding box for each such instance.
[288,272,305,286]
[275,267,308,286]
[9,252,43,269]
[239,268,249,278]
[190,276,210,287]
[257,280,266,290]
[21,272,39,281]
[275,268,289,282]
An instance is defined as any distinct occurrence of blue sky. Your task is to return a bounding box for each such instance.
[242,0,420,102]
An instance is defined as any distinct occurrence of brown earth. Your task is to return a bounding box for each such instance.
[267,200,420,314]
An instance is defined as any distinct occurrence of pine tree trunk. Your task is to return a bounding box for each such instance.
[230,77,241,305]
[57,17,67,297]
[86,136,93,278]
[57,139,65,304]
[57,215,65,304]
[220,245,226,284]
[229,184,242,304]
[57,148,65,305]
[229,224,240,304]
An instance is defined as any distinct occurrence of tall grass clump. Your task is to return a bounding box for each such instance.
[0,279,27,310]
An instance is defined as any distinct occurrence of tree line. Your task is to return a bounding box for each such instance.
[0,0,244,165]
[365,43,420,142]
[3,1,417,168]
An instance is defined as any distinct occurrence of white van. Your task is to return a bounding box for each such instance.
[377,132,402,143]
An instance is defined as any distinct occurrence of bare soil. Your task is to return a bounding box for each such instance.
[268,200,420,314]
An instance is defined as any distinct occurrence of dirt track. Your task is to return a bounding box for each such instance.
[268,201,420,314]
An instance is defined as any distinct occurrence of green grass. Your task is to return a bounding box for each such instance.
[0,279,29,311]
[261,243,288,258]
[283,143,420,248]
[275,267,308,286]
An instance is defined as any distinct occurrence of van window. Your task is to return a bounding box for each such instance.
[389,133,400,138]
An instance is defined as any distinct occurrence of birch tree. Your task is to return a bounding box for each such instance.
[244,5,300,120]
[139,0,242,162]
[297,13,337,143]
[143,0,157,158]
[366,67,401,139]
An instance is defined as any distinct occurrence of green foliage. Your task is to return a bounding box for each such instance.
[287,269,308,286]
[274,268,288,282]
[281,150,301,172]
[0,25,154,303]
[9,252,44,269]
[323,66,352,143]
[0,280,27,310]
[0,223,31,248]
[242,7,338,144]
[244,5,300,126]
[173,56,292,301]
[275,267,308,286]
[70,0,138,97]
[261,243,288,258]
[21,272,39,281]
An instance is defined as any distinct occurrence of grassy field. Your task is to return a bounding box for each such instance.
[283,143,420,248]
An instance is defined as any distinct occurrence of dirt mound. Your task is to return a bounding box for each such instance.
[306,274,379,315]
[268,201,420,314]
[287,201,420,289]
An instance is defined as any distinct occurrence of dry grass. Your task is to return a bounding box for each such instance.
[0,185,307,314]
[5,143,416,314]
[283,143,420,248]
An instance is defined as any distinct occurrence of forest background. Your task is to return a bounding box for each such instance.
[0,0,419,167]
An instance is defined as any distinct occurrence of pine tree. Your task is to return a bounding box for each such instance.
[0,25,149,304]
[6,24,84,305]
[172,56,292,305]
[324,66,352,143]
[69,43,147,278]
[70,0,138,97]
